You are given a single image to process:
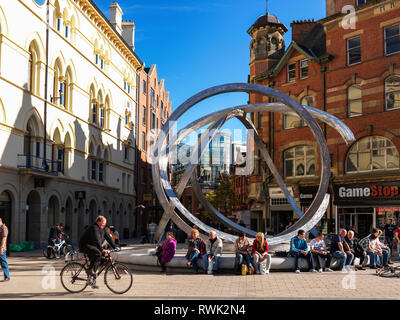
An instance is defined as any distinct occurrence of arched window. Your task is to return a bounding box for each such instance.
[89,86,97,124]
[283,96,313,129]
[52,128,63,173]
[385,76,400,110]
[88,142,96,181]
[284,145,315,178]
[64,132,72,175]
[345,136,399,173]
[28,42,40,95]
[348,85,362,117]
[53,60,64,106]
[53,1,62,31]
[64,67,72,111]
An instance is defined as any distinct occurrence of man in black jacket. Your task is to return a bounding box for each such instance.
[79,216,119,282]
[48,223,65,245]
[345,230,367,270]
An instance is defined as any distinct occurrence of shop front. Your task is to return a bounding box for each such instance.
[269,187,295,234]
[334,182,400,238]
[299,186,332,234]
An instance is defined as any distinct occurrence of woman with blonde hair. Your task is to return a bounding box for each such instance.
[251,232,271,274]
[185,229,206,274]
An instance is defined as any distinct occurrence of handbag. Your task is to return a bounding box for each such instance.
[275,251,288,257]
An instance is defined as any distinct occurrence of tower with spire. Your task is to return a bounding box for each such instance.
[247,3,288,79]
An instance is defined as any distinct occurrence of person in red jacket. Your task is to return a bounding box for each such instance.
[252,232,271,274]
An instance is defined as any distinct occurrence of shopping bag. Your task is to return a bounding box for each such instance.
[241,264,248,276]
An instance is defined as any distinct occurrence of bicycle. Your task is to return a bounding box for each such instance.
[376,265,400,278]
[43,238,73,259]
[60,249,133,294]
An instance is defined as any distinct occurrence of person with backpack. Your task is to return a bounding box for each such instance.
[234,232,254,275]
[251,232,271,274]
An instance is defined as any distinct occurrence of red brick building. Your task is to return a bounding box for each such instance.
[248,0,400,237]
[136,65,172,235]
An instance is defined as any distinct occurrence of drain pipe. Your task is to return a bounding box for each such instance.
[42,0,50,172]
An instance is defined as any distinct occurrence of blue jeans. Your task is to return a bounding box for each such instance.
[235,253,252,271]
[0,250,10,279]
[202,254,221,271]
[189,251,200,272]
[373,249,390,266]
[290,251,315,271]
[332,251,354,270]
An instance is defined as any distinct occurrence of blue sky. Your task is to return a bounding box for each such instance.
[95,0,326,140]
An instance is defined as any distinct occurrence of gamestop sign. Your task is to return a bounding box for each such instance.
[334,182,400,206]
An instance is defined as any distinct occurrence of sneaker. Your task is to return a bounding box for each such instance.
[370,266,377,269]
[255,270,261,275]
[388,262,394,265]
[310,269,318,273]
[295,269,300,274]
[264,270,269,275]
[324,268,334,272]
[318,268,323,273]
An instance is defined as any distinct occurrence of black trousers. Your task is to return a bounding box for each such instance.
[311,252,332,269]
[82,246,102,272]
[351,251,367,266]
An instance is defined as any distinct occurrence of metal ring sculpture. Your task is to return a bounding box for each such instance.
[152,83,355,244]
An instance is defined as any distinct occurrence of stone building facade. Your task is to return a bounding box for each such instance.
[0,0,143,247]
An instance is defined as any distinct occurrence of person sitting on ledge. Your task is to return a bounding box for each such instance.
[360,229,389,269]
[157,232,177,274]
[234,232,254,275]
[202,231,223,275]
[289,229,316,273]
[345,230,367,270]
[185,229,205,274]
[330,229,354,271]
[309,232,333,273]
[251,232,271,275]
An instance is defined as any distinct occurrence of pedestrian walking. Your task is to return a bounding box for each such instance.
[0,218,10,282]
[383,219,396,262]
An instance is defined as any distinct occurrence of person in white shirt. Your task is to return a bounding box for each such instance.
[309,232,333,273]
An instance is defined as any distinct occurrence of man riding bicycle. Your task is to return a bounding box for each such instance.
[79,216,120,287]
[48,223,66,245]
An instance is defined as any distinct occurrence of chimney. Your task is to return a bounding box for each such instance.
[290,19,317,43]
[326,0,356,17]
[109,2,123,34]
[122,21,135,50]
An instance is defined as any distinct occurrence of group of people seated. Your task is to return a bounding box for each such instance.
[289,227,393,273]
[154,225,395,274]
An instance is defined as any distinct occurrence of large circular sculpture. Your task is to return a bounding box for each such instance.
[151,83,355,244]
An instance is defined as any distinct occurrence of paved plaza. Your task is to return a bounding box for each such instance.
[0,251,399,300]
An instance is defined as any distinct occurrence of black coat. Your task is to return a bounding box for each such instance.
[79,223,116,251]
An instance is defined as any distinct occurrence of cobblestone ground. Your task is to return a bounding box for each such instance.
[0,254,399,300]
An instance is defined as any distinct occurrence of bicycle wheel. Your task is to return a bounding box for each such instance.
[377,268,396,278]
[60,262,88,293]
[104,263,133,294]
[62,245,74,256]
[45,246,56,259]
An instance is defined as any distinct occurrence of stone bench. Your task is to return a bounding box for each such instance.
[116,249,371,273]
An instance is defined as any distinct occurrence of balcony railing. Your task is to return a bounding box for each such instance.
[17,154,61,175]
